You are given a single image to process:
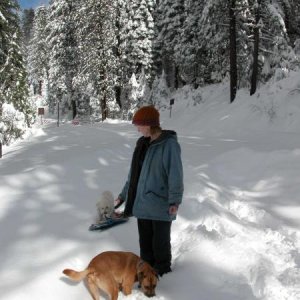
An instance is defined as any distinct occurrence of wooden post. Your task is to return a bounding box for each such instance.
[169,98,174,118]
[57,101,60,127]
[38,107,45,125]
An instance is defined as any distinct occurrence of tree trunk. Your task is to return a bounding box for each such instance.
[162,51,176,89]
[229,0,237,103]
[115,86,122,108]
[115,4,122,109]
[250,1,260,96]
[100,67,108,121]
[101,93,107,121]
[71,100,77,119]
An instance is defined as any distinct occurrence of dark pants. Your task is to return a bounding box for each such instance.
[137,218,172,275]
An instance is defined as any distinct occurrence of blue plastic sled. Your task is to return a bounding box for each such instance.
[89,215,129,231]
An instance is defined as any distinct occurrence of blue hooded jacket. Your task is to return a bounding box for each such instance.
[119,130,184,221]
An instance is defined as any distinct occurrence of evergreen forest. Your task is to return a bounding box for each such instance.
[1,0,300,145]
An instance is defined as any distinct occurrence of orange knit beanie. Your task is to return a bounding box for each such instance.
[132,106,160,126]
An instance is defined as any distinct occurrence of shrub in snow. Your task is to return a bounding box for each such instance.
[294,39,300,55]
[150,72,171,110]
[0,103,27,146]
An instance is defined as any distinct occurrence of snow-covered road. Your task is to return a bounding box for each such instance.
[1,117,299,300]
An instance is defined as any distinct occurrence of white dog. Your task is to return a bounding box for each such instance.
[96,191,114,222]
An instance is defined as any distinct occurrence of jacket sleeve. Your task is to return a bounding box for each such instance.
[118,136,145,202]
[118,167,131,201]
[162,139,184,205]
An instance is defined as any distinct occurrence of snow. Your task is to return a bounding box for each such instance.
[1,72,300,300]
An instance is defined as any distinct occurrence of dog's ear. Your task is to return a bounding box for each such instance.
[154,269,159,280]
[137,259,145,272]
[137,271,144,282]
[137,259,145,283]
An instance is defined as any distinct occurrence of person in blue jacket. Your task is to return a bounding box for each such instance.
[115,105,184,277]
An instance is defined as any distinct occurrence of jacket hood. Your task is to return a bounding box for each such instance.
[151,130,177,145]
[137,130,177,147]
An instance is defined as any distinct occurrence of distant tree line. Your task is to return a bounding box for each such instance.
[1,0,300,144]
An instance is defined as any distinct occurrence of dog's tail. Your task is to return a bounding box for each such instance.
[63,268,90,281]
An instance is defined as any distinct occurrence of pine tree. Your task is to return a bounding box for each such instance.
[121,73,139,119]
[76,0,118,121]
[278,0,299,45]
[114,0,128,108]
[254,0,298,82]
[156,0,185,88]
[150,71,170,108]
[21,8,35,83]
[28,6,49,96]
[0,0,34,145]
[123,0,156,83]
[250,0,261,95]
[47,0,80,117]
[175,0,206,87]
[21,8,35,48]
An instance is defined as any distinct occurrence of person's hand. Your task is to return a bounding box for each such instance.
[114,197,124,209]
[169,204,178,215]
[115,197,121,206]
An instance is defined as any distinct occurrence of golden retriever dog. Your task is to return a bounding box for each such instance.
[63,251,158,300]
[96,191,114,222]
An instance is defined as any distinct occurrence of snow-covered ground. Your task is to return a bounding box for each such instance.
[1,72,300,300]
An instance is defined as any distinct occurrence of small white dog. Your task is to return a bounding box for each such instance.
[96,191,114,222]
